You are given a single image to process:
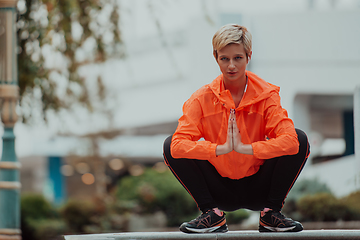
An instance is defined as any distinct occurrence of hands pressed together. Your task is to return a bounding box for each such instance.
[216,109,253,156]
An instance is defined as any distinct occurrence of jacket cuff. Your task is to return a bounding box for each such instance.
[210,143,218,158]
[251,142,261,159]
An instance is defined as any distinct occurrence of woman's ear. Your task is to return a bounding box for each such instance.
[213,50,218,62]
[247,51,253,63]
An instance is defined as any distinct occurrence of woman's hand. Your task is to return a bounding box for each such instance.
[231,110,253,155]
[231,110,243,153]
[215,110,234,156]
[216,109,253,156]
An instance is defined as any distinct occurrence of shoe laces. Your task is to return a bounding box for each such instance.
[272,211,285,218]
[270,211,294,223]
[190,210,211,222]
[263,210,286,219]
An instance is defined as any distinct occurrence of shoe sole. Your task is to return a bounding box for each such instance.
[180,223,228,234]
[259,224,303,233]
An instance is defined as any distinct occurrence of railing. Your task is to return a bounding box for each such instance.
[64,230,360,240]
[0,1,21,240]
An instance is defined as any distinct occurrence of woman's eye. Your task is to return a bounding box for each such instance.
[220,57,228,61]
[235,56,242,60]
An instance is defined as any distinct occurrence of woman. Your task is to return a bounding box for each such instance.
[163,24,310,233]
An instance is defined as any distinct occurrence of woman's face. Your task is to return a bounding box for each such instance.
[216,43,251,84]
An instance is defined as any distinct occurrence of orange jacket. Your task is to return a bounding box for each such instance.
[170,71,299,179]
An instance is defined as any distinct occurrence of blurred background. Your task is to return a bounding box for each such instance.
[1,0,360,239]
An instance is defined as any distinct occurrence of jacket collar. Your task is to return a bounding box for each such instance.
[209,71,280,109]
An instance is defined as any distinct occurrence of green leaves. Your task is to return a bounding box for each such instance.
[16,0,124,122]
[116,168,199,226]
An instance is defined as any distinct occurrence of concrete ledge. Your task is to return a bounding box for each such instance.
[64,230,360,240]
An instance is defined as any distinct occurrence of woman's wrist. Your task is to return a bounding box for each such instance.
[216,144,232,156]
[235,144,253,155]
[216,143,253,156]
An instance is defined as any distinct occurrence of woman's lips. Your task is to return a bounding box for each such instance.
[228,71,237,76]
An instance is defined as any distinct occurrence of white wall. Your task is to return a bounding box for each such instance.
[250,11,360,117]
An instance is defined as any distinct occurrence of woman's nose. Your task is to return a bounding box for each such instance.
[229,60,235,69]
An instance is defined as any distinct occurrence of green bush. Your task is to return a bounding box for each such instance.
[21,194,60,240]
[30,219,67,240]
[21,194,57,221]
[341,191,360,220]
[284,180,360,222]
[297,192,350,221]
[282,178,332,218]
[116,168,199,226]
[225,210,250,224]
[60,199,97,233]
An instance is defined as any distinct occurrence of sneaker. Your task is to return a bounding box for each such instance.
[259,210,303,232]
[180,210,228,234]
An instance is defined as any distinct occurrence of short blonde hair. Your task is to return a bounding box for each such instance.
[212,24,252,59]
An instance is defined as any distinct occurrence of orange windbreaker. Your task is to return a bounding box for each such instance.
[170,71,299,180]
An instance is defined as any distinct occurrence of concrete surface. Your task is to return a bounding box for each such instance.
[64,230,360,240]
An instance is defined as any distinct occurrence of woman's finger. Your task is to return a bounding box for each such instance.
[216,109,236,155]
[232,114,239,133]
[232,110,241,139]
[228,111,233,132]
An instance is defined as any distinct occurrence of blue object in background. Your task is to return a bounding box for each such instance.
[48,156,66,205]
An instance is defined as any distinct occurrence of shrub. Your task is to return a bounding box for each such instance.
[21,194,57,221]
[341,191,360,220]
[30,219,67,240]
[297,192,349,221]
[60,199,97,232]
[116,168,199,226]
[21,194,60,240]
[225,210,250,224]
[282,178,332,218]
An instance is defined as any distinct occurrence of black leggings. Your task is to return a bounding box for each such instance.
[163,129,310,213]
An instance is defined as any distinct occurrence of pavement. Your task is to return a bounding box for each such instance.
[64,230,360,240]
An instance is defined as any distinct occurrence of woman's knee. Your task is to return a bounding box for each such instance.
[164,135,172,148]
[295,128,310,154]
[295,128,307,143]
[163,135,173,159]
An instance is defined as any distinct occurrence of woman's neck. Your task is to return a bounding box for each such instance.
[223,74,248,108]
[223,74,247,95]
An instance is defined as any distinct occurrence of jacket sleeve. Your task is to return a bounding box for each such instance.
[251,93,299,159]
[170,98,218,160]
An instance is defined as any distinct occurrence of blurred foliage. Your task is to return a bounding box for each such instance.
[282,178,332,219]
[21,194,58,220]
[282,178,360,222]
[116,167,199,227]
[297,192,351,222]
[16,0,124,122]
[342,191,360,216]
[59,197,126,234]
[60,199,97,233]
[20,182,360,238]
[21,194,124,239]
[225,210,250,225]
[29,219,67,240]
[21,194,65,240]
